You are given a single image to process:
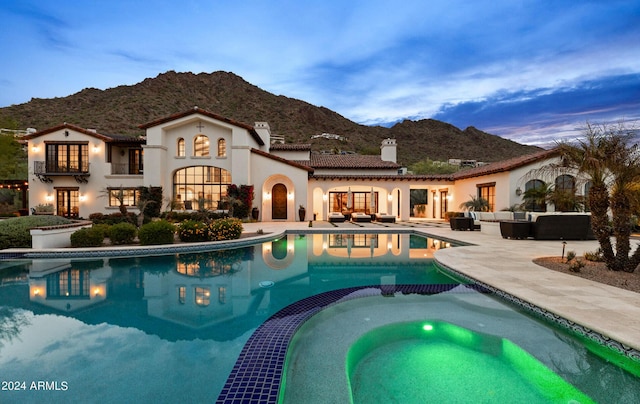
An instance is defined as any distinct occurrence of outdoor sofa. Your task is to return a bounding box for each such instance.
[528,213,595,240]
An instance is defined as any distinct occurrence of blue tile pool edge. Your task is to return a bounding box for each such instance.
[435,259,640,366]
[215,284,488,404]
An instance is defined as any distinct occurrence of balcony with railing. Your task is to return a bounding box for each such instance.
[33,161,90,183]
[110,163,143,175]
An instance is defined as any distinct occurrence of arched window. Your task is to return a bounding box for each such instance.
[217,138,226,157]
[554,174,578,211]
[555,174,575,192]
[173,165,231,211]
[194,135,209,156]
[524,179,547,212]
[177,138,185,157]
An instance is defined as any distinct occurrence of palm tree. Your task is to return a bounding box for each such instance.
[554,122,640,272]
[459,195,490,212]
[521,182,551,212]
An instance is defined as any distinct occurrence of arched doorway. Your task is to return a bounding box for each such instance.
[272,183,287,219]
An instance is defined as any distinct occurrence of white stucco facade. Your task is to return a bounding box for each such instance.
[24,107,577,222]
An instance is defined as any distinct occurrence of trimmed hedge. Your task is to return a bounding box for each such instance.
[138,220,175,245]
[108,222,137,245]
[0,216,73,249]
[70,227,104,247]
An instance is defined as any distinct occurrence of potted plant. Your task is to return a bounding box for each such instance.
[34,203,54,215]
[298,205,306,221]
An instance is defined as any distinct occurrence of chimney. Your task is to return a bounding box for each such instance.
[254,122,271,146]
[380,138,397,163]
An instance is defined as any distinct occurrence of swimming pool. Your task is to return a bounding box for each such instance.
[1,232,639,403]
[0,233,453,403]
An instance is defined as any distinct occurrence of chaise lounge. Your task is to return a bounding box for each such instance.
[374,213,396,223]
[328,212,346,223]
[351,212,372,222]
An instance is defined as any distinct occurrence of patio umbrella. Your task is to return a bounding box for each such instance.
[346,187,352,210]
[370,187,375,213]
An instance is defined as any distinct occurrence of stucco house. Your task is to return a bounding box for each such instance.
[23,107,583,221]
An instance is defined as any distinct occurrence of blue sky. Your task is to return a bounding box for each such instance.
[1,0,639,146]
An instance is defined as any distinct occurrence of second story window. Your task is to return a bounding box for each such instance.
[46,143,89,173]
[129,149,143,174]
[194,135,209,156]
[217,138,226,157]
[177,138,185,157]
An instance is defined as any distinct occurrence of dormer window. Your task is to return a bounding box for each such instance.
[217,138,226,157]
[194,135,209,156]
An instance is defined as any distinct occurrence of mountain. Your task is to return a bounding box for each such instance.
[0,71,541,166]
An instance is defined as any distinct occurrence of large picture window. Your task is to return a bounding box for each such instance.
[173,166,231,210]
[46,143,89,173]
[329,191,377,214]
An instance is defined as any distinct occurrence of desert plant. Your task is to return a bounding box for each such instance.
[70,227,104,247]
[138,220,175,245]
[584,248,605,262]
[569,259,586,272]
[565,250,577,262]
[108,222,137,245]
[208,218,243,241]
[177,220,210,242]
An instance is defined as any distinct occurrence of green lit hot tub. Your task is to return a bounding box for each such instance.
[346,320,595,404]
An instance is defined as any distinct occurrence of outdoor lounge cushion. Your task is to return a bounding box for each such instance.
[328,212,346,222]
[374,213,396,223]
[351,212,372,222]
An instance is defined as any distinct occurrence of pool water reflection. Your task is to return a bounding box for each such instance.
[0,233,454,402]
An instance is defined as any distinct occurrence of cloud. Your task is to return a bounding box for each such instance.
[431,73,640,145]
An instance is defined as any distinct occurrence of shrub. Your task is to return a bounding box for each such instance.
[90,212,136,225]
[177,220,210,242]
[565,250,576,263]
[91,223,111,239]
[108,222,137,245]
[70,227,104,247]
[584,248,604,262]
[0,216,72,249]
[208,218,243,241]
[569,259,585,273]
[138,220,175,245]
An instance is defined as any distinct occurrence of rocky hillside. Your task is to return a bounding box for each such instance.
[0,71,541,166]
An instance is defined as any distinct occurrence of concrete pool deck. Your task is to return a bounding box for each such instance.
[239,219,640,354]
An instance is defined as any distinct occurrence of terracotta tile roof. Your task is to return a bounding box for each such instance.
[311,174,452,181]
[251,148,314,172]
[269,143,311,151]
[138,106,265,146]
[452,148,559,180]
[22,123,144,144]
[295,154,401,169]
